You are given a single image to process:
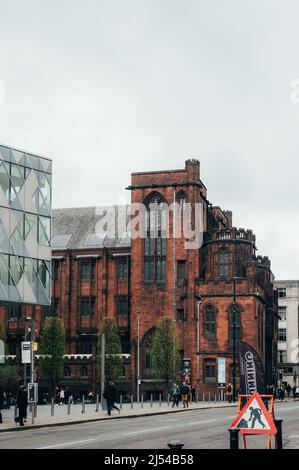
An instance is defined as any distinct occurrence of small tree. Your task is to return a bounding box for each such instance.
[0,321,19,391]
[151,316,181,390]
[97,317,123,381]
[39,317,66,396]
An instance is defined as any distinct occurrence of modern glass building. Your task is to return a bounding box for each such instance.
[0,144,52,305]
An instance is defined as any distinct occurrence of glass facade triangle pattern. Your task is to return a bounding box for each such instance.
[0,144,52,305]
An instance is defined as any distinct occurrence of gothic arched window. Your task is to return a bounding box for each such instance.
[143,329,155,373]
[218,247,229,277]
[205,304,216,338]
[144,192,167,283]
[80,366,88,378]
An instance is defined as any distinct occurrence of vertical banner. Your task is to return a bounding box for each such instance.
[21,342,31,364]
[218,358,226,387]
[238,341,265,395]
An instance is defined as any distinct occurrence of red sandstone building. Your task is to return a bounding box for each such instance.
[0,159,278,397]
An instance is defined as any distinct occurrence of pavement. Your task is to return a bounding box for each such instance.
[0,400,298,449]
[0,400,236,432]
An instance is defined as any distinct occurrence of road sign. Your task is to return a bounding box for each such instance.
[231,393,277,435]
[21,342,31,364]
[28,383,38,403]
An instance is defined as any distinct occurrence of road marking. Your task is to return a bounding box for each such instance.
[123,426,169,436]
[288,434,299,439]
[187,419,217,426]
[37,439,96,449]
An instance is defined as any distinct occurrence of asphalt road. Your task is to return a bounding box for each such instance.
[0,401,298,449]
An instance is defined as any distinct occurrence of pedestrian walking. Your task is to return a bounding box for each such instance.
[181,382,190,408]
[295,385,299,400]
[226,383,233,403]
[286,383,292,399]
[103,381,120,416]
[59,388,65,405]
[191,385,196,403]
[170,383,180,407]
[0,386,4,424]
[15,385,28,426]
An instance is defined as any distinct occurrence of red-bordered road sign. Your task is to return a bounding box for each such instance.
[231,393,277,435]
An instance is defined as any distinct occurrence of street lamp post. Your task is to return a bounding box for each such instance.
[195,294,202,382]
[137,312,140,403]
[232,278,237,403]
[25,317,35,384]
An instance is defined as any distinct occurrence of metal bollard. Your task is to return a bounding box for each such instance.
[167,393,170,406]
[168,440,185,449]
[14,404,18,421]
[51,398,54,417]
[202,393,205,403]
[209,392,211,403]
[141,394,144,408]
[275,419,283,449]
[131,394,134,409]
[67,396,71,415]
[214,394,216,404]
[229,428,240,449]
[34,402,37,418]
[196,392,198,403]
[120,394,123,410]
[82,395,85,414]
[150,394,153,407]
[159,393,162,407]
[95,394,99,412]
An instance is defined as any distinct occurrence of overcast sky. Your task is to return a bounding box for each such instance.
[0,0,299,279]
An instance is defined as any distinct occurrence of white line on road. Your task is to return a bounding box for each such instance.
[187,419,217,426]
[37,439,96,449]
[123,426,170,436]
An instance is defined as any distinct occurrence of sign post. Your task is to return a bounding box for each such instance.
[230,393,277,449]
[21,342,31,364]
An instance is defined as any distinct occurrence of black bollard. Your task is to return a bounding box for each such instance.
[274,419,283,449]
[167,440,184,449]
[228,428,240,449]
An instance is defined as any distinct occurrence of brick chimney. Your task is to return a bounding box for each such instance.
[185,159,200,181]
[223,210,233,228]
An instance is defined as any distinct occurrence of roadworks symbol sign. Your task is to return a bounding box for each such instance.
[231,393,277,435]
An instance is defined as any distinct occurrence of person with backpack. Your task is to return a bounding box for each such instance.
[170,383,180,408]
[181,382,190,408]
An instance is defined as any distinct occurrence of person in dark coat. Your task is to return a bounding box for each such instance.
[103,381,120,416]
[0,386,4,423]
[15,385,28,426]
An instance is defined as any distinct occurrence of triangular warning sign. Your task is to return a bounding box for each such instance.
[231,393,277,435]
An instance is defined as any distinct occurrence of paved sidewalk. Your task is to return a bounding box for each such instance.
[0,401,237,433]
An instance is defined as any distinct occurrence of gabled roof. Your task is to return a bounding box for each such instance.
[52,206,131,250]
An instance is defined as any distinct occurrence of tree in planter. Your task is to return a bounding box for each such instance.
[151,316,181,391]
[39,317,66,396]
[97,317,123,381]
[0,321,19,391]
